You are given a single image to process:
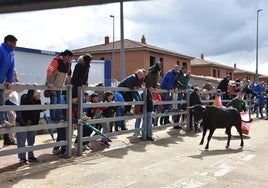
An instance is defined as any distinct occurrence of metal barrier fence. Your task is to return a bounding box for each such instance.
[0,84,190,159]
[0,84,254,160]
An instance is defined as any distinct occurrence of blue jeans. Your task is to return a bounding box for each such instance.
[50,90,63,121]
[146,112,153,138]
[16,121,36,160]
[162,92,171,111]
[154,106,162,126]
[115,109,124,129]
[0,89,5,123]
[132,91,142,101]
[135,117,141,130]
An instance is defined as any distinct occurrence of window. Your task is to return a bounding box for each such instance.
[217,70,220,78]
[177,61,180,66]
[213,69,216,77]
[182,62,187,68]
[150,56,155,67]
[160,57,163,63]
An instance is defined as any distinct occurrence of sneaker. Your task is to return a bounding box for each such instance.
[3,142,16,146]
[87,143,93,149]
[28,157,39,162]
[58,152,68,158]
[101,140,111,148]
[133,132,142,137]
[173,126,182,129]
[19,159,29,165]
[52,148,61,155]
[121,126,128,130]
[146,137,155,141]
[186,127,193,132]
[82,145,90,150]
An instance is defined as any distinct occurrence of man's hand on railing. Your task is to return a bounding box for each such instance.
[46,83,54,88]
[5,82,12,90]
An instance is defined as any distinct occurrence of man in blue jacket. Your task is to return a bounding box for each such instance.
[160,65,179,124]
[0,35,17,128]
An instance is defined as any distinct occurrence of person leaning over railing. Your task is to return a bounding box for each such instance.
[0,35,17,129]
[46,49,73,123]
[172,66,190,129]
[46,50,73,157]
[160,65,180,125]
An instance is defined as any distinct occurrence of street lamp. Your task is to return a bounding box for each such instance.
[256,9,262,83]
[110,15,115,81]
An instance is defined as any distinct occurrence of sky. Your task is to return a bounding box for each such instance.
[0,0,267,75]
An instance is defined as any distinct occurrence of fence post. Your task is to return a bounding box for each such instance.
[66,86,73,158]
[142,89,147,140]
[186,89,190,130]
[76,86,83,156]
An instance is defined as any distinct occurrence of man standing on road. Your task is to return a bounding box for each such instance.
[45,49,73,156]
[0,35,17,128]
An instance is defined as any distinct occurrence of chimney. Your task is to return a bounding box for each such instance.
[141,35,146,44]
[234,63,236,68]
[105,36,109,44]
[201,53,204,59]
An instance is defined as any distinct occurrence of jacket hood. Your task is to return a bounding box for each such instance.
[2,42,14,53]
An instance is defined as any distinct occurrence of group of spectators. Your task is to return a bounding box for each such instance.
[1,33,267,165]
[201,75,268,119]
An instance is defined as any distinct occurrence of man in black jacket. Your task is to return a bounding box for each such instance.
[16,90,41,164]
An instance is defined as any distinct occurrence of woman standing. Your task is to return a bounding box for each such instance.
[71,54,92,104]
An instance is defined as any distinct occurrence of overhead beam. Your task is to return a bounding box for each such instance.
[0,0,142,14]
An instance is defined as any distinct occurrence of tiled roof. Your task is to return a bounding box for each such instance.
[191,58,235,70]
[234,68,254,74]
[72,39,194,60]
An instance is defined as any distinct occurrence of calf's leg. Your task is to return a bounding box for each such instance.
[200,127,207,145]
[205,129,215,150]
[235,125,244,147]
[225,127,231,148]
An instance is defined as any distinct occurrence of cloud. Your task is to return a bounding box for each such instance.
[0,0,268,75]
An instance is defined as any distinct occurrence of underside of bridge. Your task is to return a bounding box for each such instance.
[0,0,142,14]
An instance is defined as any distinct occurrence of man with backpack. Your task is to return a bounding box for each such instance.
[45,49,73,156]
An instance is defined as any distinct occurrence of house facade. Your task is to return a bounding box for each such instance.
[191,54,268,84]
[73,37,268,85]
[72,35,194,82]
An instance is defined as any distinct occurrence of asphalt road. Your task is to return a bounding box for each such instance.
[0,118,268,188]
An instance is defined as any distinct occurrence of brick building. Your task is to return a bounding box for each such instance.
[72,35,194,82]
